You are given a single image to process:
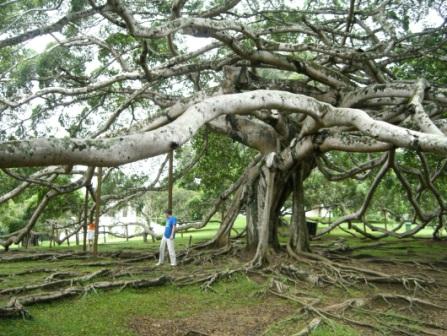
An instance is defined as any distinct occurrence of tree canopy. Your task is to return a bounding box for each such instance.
[0,0,447,258]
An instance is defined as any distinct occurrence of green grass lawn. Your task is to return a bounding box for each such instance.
[0,252,366,336]
[0,276,268,336]
[1,215,446,336]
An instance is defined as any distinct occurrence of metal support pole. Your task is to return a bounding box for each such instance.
[83,186,89,252]
[168,149,174,211]
[93,167,103,256]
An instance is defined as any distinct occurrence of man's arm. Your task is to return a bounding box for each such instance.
[170,218,176,239]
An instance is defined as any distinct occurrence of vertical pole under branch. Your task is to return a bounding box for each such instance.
[168,149,174,211]
[384,210,388,230]
[82,186,88,252]
[125,224,129,241]
[50,222,54,248]
[93,167,103,256]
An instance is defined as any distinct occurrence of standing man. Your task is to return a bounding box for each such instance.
[87,221,96,251]
[156,209,177,266]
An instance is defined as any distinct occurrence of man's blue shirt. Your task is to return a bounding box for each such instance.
[164,216,177,238]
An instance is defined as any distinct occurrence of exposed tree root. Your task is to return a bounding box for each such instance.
[334,255,447,276]
[373,293,447,310]
[80,254,156,267]
[1,276,169,319]
[0,300,30,319]
[0,245,249,320]
[360,308,447,333]
[0,268,56,277]
[287,246,435,291]
[44,271,79,282]
[0,250,159,264]
[1,241,446,335]
[269,278,447,336]
[0,266,248,319]
[180,245,233,266]
[0,269,112,295]
[0,252,86,262]
[174,268,244,290]
[278,264,323,286]
[291,317,322,336]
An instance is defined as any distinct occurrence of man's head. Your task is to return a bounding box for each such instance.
[164,209,172,217]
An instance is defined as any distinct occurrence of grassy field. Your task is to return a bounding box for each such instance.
[0,239,365,336]
[1,217,447,336]
[1,276,266,336]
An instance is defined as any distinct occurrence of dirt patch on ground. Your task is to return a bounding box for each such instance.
[130,300,294,336]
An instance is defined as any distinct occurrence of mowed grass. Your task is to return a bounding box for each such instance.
[0,264,362,336]
[0,276,268,336]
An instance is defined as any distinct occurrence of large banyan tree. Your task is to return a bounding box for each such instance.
[0,0,447,264]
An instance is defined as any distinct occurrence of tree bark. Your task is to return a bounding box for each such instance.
[289,165,311,253]
[213,186,245,248]
[251,155,277,267]
[246,182,259,252]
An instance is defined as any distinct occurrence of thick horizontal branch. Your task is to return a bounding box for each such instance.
[2,90,447,168]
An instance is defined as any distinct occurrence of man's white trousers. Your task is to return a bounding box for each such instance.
[158,236,176,266]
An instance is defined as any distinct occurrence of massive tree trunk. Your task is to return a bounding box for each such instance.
[250,154,277,267]
[246,172,286,253]
[240,156,314,259]
[289,164,311,253]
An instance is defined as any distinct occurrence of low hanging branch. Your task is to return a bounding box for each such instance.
[0,168,95,250]
[316,150,393,237]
